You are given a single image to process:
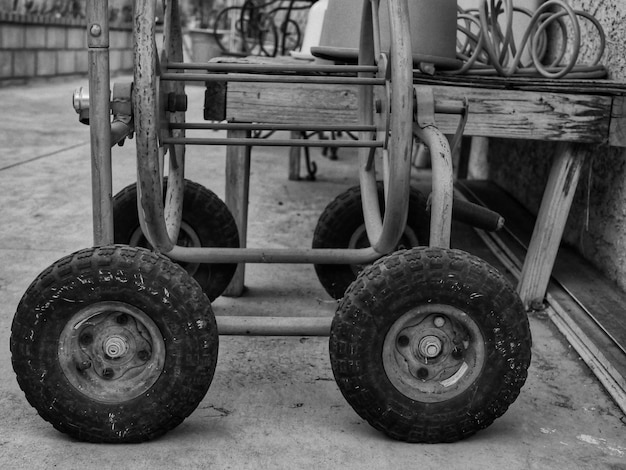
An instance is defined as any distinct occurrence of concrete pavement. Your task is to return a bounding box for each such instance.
[0,78,624,469]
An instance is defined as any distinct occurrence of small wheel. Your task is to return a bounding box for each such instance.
[113,178,239,301]
[10,245,218,443]
[312,183,429,299]
[330,247,532,443]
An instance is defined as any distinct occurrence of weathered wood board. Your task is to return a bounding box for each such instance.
[221,81,618,145]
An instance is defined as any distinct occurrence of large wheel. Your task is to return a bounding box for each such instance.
[330,247,532,443]
[312,183,429,299]
[113,178,239,301]
[10,245,218,443]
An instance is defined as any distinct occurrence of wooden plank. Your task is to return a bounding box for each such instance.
[224,81,613,144]
[226,81,359,126]
[413,74,626,95]
[516,143,587,308]
[609,96,626,148]
[223,129,251,297]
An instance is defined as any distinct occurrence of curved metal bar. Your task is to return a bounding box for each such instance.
[162,0,185,244]
[133,0,187,253]
[358,0,413,255]
[413,124,454,248]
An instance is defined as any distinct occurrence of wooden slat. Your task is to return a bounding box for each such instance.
[223,129,251,297]
[413,74,626,95]
[518,143,587,308]
[224,81,613,144]
[610,96,626,148]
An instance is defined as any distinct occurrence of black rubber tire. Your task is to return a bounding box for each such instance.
[329,247,532,443]
[312,183,429,299]
[113,178,239,301]
[10,245,218,443]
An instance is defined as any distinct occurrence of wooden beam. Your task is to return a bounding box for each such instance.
[223,81,614,144]
[223,129,251,297]
[517,142,587,309]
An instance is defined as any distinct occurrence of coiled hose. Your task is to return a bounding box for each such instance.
[454,0,606,78]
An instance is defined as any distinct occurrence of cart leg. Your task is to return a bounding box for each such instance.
[224,129,251,297]
[289,131,301,180]
[518,142,587,309]
[87,0,113,246]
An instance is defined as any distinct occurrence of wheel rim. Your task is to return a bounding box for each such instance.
[58,301,165,403]
[382,304,485,403]
[129,220,202,276]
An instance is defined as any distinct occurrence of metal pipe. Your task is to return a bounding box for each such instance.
[161,137,382,148]
[216,316,332,336]
[160,72,385,85]
[87,0,113,246]
[170,122,376,132]
[133,0,175,253]
[414,124,454,248]
[166,245,382,265]
[167,61,378,74]
[358,0,413,255]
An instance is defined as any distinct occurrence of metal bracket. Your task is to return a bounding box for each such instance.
[413,86,436,129]
[449,97,470,156]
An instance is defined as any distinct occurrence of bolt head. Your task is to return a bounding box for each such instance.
[89,24,102,37]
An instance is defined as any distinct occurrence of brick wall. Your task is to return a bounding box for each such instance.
[0,12,133,86]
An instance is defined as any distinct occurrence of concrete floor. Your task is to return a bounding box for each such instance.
[0,79,624,469]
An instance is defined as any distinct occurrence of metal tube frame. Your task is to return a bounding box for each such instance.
[87,0,113,246]
[83,0,461,335]
[86,0,457,271]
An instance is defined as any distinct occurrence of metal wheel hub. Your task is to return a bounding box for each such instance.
[382,304,485,402]
[59,301,165,403]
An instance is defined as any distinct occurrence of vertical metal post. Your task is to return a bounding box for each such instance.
[87,0,113,246]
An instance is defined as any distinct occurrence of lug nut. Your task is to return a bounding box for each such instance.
[79,333,93,346]
[397,335,410,348]
[137,350,151,361]
[76,360,92,372]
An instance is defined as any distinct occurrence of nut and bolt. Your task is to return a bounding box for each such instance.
[104,336,128,359]
[418,335,443,358]
[76,360,92,372]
